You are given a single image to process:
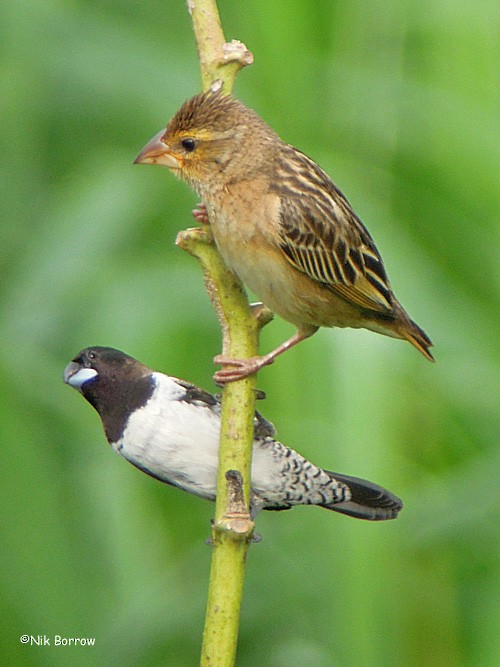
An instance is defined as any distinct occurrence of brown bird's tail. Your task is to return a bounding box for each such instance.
[323,472,403,521]
[391,301,434,361]
[400,316,434,361]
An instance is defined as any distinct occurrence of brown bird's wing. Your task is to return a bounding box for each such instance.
[275,148,395,315]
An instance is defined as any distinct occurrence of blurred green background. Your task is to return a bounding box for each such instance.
[1,1,498,665]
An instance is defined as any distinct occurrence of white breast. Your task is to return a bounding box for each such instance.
[111,374,222,499]
[111,373,290,506]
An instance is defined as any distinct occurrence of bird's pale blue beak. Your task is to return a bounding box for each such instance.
[64,362,98,390]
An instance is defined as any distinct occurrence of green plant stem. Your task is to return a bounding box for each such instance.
[188,0,254,93]
[177,225,271,667]
[176,225,260,515]
[177,3,261,665]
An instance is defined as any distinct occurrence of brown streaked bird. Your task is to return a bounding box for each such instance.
[135,89,433,383]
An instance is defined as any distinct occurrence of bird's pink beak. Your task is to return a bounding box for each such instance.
[134,130,181,169]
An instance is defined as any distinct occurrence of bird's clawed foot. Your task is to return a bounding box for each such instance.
[192,202,210,225]
[213,354,275,384]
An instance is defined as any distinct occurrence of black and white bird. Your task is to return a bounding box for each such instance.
[64,347,403,521]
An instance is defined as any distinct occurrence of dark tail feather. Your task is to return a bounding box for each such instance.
[392,301,434,361]
[324,471,403,521]
[405,317,434,361]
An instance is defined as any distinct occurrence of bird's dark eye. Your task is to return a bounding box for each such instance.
[87,351,97,361]
[181,138,197,152]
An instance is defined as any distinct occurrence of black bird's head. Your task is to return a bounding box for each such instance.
[64,347,154,442]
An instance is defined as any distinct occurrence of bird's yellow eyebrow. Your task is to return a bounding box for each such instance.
[174,128,234,141]
[175,129,213,141]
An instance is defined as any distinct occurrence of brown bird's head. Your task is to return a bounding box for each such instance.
[134,89,280,196]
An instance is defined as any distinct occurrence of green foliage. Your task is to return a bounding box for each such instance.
[1,1,498,665]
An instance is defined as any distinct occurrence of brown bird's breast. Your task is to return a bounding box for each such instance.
[207,182,376,332]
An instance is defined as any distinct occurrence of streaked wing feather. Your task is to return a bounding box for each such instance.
[275,148,394,314]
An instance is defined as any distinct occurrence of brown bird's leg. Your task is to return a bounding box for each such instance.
[192,202,210,224]
[213,327,318,384]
